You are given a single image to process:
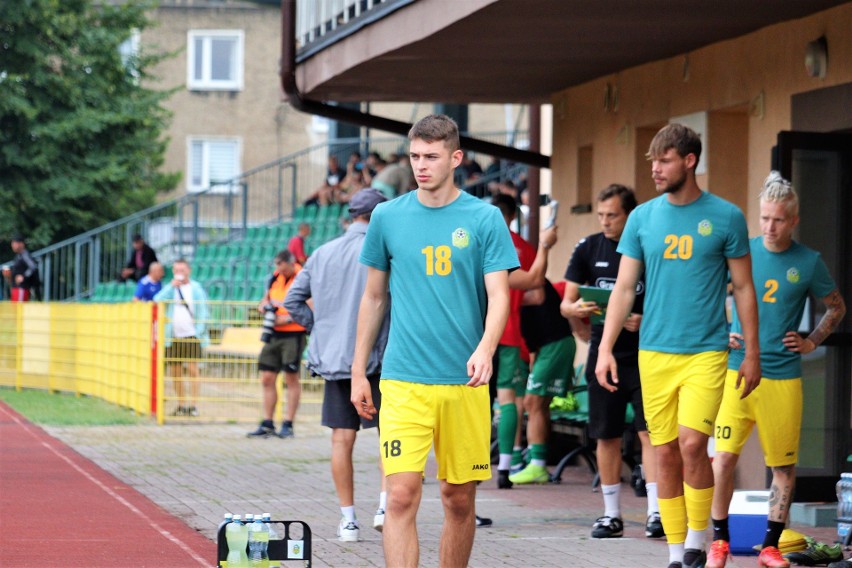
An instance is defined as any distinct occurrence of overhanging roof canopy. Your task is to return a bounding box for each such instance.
[294,0,847,103]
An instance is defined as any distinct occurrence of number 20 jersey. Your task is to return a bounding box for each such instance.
[618,191,749,354]
[360,191,519,384]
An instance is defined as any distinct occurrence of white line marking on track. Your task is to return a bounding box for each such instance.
[1,405,209,566]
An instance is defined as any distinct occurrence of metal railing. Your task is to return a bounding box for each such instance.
[1,132,526,302]
[295,0,415,59]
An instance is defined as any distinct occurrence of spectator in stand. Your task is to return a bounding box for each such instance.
[133,262,165,302]
[288,223,311,265]
[5,235,39,302]
[459,152,483,181]
[373,155,415,198]
[304,156,346,206]
[153,259,209,417]
[327,155,345,187]
[484,157,502,179]
[337,167,369,203]
[121,234,157,282]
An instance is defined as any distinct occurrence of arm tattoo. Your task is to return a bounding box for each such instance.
[808,289,847,347]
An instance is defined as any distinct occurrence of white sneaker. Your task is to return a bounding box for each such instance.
[337,518,359,542]
[373,508,385,532]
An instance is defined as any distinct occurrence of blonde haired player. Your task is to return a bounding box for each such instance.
[706,172,846,568]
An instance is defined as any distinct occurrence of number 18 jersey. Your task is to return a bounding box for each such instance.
[360,191,519,384]
[618,191,749,353]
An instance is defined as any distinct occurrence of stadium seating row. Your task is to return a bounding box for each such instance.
[86,204,348,304]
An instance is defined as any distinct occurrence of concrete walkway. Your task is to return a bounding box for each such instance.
[35,416,841,567]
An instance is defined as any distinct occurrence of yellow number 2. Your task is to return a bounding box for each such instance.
[763,279,778,303]
[663,234,693,260]
[421,245,452,276]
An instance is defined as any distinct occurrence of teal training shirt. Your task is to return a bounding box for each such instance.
[728,237,836,379]
[618,191,749,353]
[360,190,519,384]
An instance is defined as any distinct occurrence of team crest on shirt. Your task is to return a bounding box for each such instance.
[697,219,713,237]
[787,267,800,284]
[452,228,470,249]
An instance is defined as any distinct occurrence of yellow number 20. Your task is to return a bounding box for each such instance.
[421,245,452,276]
[763,279,779,303]
[663,234,693,260]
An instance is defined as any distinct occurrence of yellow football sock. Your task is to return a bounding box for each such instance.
[684,483,714,532]
[658,495,687,545]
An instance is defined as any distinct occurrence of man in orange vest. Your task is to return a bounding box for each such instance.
[248,250,306,439]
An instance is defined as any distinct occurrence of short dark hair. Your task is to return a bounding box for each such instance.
[646,123,702,169]
[274,250,293,264]
[132,234,144,242]
[596,184,637,214]
[491,194,517,219]
[408,114,460,152]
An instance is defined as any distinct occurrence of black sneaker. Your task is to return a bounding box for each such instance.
[475,515,492,528]
[170,406,187,416]
[827,561,852,568]
[645,512,665,538]
[632,464,647,497]
[247,422,276,438]
[187,406,199,417]
[591,516,623,538]
[683,548,706,568]
[497,470,513,489]
[277,422,294,439]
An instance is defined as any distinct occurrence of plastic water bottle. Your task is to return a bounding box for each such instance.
[226,515,249,568]
[262,513,278,541]
[248,513,270,567]
[219,513,233,531]
[838,473,852,541]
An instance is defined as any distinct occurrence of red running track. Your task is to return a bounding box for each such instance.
[0,402,213,567]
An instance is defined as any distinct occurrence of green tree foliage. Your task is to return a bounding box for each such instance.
[0,0,179,253]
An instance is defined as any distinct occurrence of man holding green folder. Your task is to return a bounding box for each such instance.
[561,184,662,540]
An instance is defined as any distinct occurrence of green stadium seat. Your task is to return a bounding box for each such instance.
[294,205,318,222]
[248,283,266,302]
[207,282,226,301]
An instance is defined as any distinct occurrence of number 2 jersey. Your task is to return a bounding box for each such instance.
[728,237,836,379]
[617,191,749,354]
[360,190,519,384]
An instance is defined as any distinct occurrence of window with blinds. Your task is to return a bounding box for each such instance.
[187,30,244,91]
[187,138,241,192]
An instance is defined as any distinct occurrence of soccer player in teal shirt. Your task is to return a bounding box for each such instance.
[350,114,518,568]
[596,124,761,568]
[706,172,846,568]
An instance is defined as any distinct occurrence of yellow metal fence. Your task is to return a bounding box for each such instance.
[0,301,322,424]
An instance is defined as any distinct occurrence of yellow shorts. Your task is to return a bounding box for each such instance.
[714,369,801,467]
[379,379,491,484]
[639,350,727,446]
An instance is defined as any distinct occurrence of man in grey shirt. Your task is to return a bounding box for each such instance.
[285,188,390,543]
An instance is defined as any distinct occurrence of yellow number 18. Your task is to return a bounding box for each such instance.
[421,245,452,276]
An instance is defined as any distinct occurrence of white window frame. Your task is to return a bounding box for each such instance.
[186,30,244,91]
[186,137,242,193]
[119,29,141,81]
